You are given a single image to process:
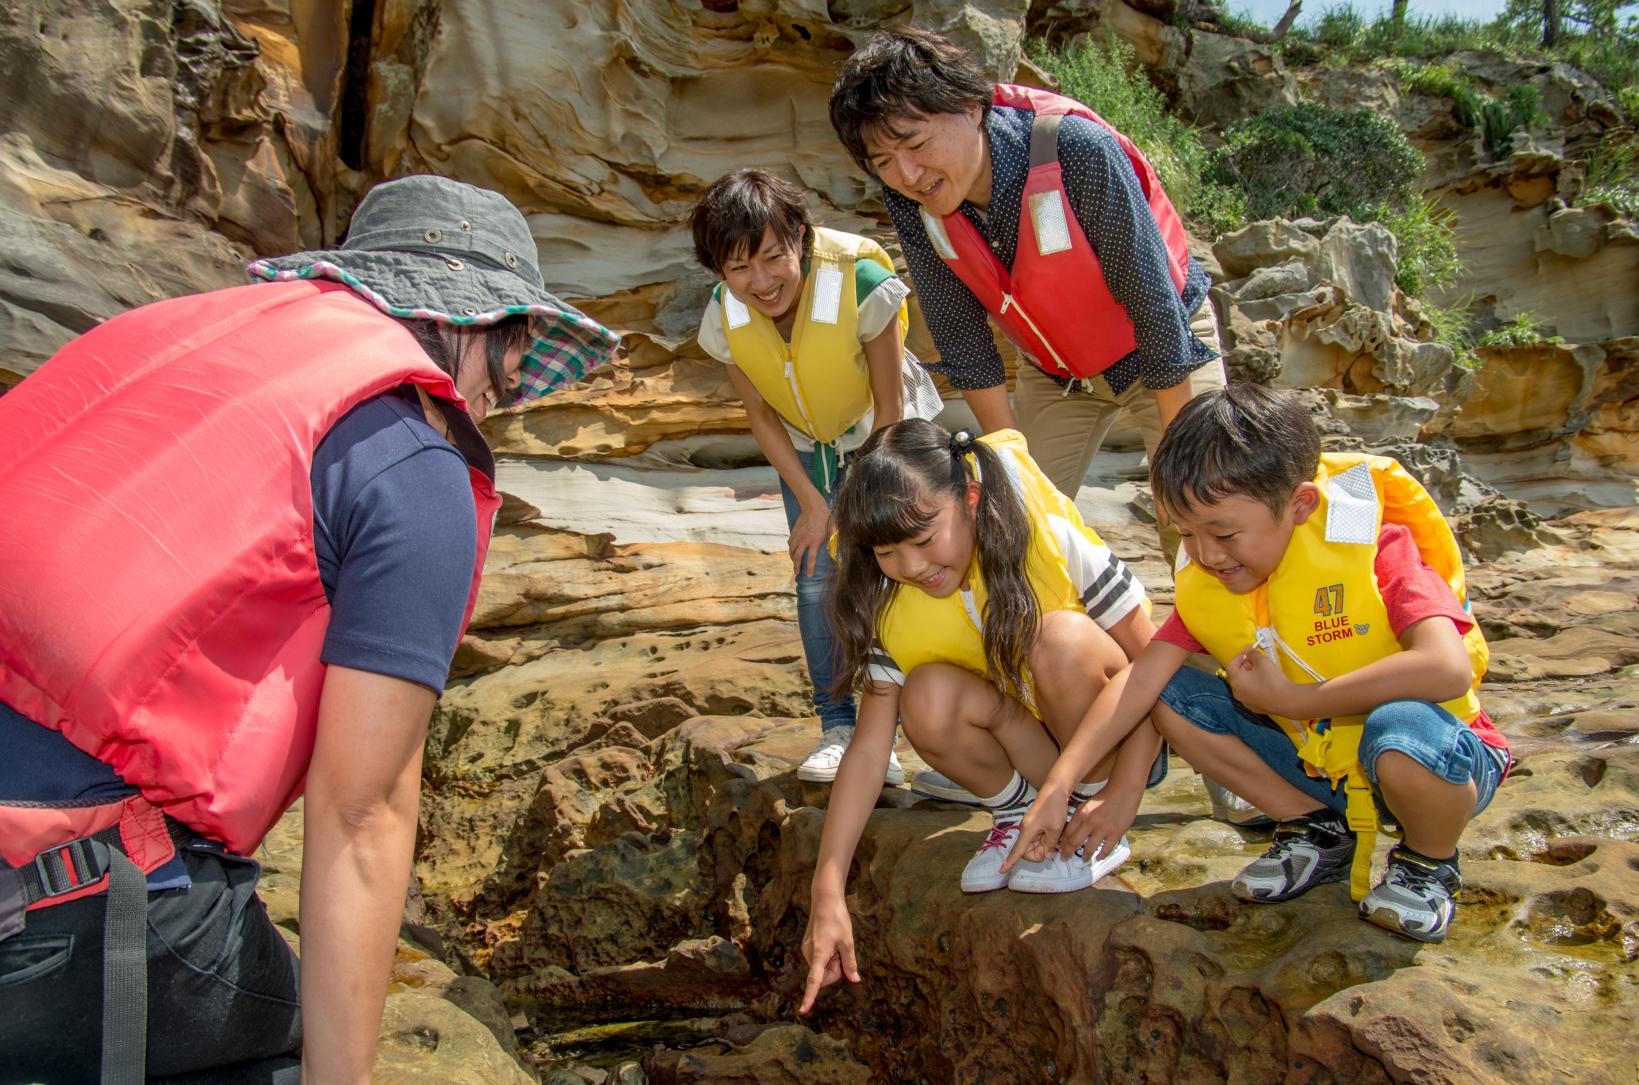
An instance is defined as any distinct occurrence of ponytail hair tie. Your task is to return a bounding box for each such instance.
[949,428,976,455]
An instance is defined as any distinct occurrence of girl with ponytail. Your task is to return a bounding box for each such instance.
[799,419,1167,1013]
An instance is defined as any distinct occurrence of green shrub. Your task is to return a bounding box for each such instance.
[1622,84,1639,119]
[1476,311,1563,348]
[1206,103,1423,222]
[1389,61,1545,159]
[1029,36,1246,236]
[1368,197,1463,295]
[1583,139,1639,215]
[1457,83,1545,158]
[1424,301,1481,371]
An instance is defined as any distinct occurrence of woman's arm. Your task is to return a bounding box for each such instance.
[801,683,900,1013]
[724,364,830,577]
[862,321,906,432]
[299,664,438,1085]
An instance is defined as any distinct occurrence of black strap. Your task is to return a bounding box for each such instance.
[100,849,148,1085]
[1028,112,1063,169]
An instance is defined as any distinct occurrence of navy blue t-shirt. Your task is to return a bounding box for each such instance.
[0,389,479,808]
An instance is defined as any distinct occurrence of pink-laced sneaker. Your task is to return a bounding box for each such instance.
[960,820,1020,893]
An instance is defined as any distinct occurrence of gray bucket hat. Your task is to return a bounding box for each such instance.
[247,174,619,404]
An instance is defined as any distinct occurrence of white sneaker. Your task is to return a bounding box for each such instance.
[797,725,906,786]
[1009,835,1131,894]
[960,819,1020,893]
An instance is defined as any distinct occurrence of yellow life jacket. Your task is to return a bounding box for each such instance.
[876,430,1131,714]
[721,226,909,445]
[1173,452,1487,899]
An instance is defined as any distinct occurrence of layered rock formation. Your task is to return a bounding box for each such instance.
[5,1,1638,1082]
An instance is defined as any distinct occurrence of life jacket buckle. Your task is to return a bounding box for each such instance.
[31,838,109,899]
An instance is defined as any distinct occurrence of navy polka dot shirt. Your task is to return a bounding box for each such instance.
[884,103,1217,394]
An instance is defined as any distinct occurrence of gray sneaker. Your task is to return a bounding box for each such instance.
[910,767,981,805]
[1360,845,1461,943]
[1231,812,1355,903]
[1203,776,1275,829]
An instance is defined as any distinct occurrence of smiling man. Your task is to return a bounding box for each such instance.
[828,27,1227,558]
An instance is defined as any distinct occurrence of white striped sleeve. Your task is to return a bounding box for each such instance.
[1047,513,1145,630]
[865,638,906,687]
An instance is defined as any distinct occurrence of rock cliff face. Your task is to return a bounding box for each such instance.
[5,2,1638,1082]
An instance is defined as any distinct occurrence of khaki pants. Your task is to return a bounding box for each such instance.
[1014,302,1227,562]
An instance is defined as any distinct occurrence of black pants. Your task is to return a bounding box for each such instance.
[0,847,301,1083]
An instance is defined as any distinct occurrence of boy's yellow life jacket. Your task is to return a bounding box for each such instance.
[721,226,909,445]
[876,429,1134,715]
[1173,452,1487,900]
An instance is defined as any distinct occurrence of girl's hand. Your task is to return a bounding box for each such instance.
[799,896,859,1014]
[1062,781,1141,863]
[1225,647,1311,719]
[1000,787,1068,874]
[789,504,831,579]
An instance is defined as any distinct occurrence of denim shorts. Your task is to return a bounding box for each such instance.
[1157,666,1506,819]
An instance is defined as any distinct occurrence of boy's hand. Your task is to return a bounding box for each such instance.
[1001,787,1068,874]
[799,896,859,1014]
[1226,646,1313,719]
[1062,781,1142,862]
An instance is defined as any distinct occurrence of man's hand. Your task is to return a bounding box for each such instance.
[1062,781,1141,863]
[799,896,859,1014]
[1225,646,1312,719]
[789,504,831,579]
[1000,786,1068,874]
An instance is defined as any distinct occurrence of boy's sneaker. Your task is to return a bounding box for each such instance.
[1009,835,1131,894]
[1360,845,1461,943]
[961,820,1021,893]
[1232,811,1355,903]
[797,725,905,785]
[1203,776,1275,829]
[909,767,981,805]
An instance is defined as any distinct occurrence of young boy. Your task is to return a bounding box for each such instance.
[689,169,945,785]
[1004,383,1511,942]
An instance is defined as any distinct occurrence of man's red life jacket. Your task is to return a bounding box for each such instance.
[0,281,498,882]
[919,84,1192,379]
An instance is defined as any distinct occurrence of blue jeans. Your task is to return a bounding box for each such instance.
[779,449,855,734]
[1157,667,1506,821]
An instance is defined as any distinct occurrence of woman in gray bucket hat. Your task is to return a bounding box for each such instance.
[0,175,618,1084]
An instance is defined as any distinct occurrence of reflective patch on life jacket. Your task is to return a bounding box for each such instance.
[921,208,958,260]
[723,290,752,330]
[810,267,844,325]
[1029,190,1073,256]
[1325,463,1379,545]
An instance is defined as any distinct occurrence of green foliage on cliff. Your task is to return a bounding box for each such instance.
[1388,60,1546,158]
[1028,36,1246,236]
[1255,1,1638,107]
[1372,197,1462,295]
[1584,140,1639,215]
[1205,104,1422,222]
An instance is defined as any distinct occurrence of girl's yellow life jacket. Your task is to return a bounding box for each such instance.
[876,429,1133,715]
[1173,452,1487,899]
[721,226,909,445]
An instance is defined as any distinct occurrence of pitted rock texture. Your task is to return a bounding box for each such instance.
[407,492,1639,1081]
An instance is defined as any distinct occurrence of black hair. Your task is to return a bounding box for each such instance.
[828,26,994,177]
[828,418,1038,704]
[688,169,814,275]
[396,315,532,406]
[1150,383,1322,518]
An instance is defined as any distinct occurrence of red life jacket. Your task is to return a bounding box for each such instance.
[0,281,498,890]
[919,84,1192,379]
